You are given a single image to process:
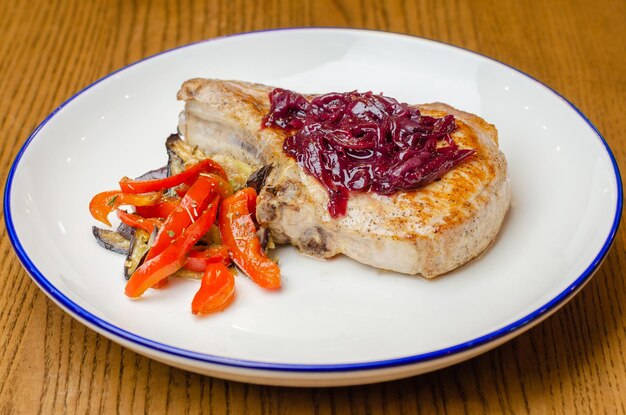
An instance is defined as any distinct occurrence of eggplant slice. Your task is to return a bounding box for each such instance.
[124,228,152,280]
[135,166,168,181]
[166,133,253,189]
[246,164,273,194]
[92,227,131,255]
[166,133,206,176]
[116,222,135,241]
[171,268,202,280]
[256,226,270,252]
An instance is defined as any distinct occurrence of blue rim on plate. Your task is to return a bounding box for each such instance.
[3,28,623,372]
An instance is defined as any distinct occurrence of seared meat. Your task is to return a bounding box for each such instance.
[177,79,511,277]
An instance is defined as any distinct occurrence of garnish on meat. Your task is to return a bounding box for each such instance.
[263,89,475,217]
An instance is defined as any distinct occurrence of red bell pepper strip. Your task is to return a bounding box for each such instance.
[145,175,216,263]
[246,188,258,224]
[200,173,234,200]
[184,245,231,272]
[176,174,232,199]
[89,190,162,227]
[125,195,220,298]
[218,188,281,290]
[145,176,217,289]
[135,197,180,218]
[116,210,163,234]
[174,184,191,197]
[119,159,227,194]
[191,262,236,315]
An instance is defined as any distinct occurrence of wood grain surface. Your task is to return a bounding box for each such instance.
[1,0,625,413]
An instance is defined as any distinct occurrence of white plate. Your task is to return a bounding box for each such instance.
[4,28,622,387]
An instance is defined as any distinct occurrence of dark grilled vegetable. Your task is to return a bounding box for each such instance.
[116,222,135,241]
[167,140,185,176]
[196,224,222,247]
[171,268,203,280]
[92,227,131,254]
[112,165,166,239]
[257,226,270,251]
[124,228,152,280]
[166,133,254,189]
[166,133,206,176]
[246,165,273,194]
[135,166,168,181]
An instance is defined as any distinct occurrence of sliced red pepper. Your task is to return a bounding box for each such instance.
[200,173,234,200]
[184,245,231,272]
[89,190,162,227]
[191,262,236,315]
[116,210,163,234]
[174,184,191,197]
[175,174,232,199]
[148,175,223,289]
[134,197,179,218]
[246,188,258,223]
[119,159,227,194]
[145,175,216,263]
[125,195,220,298]
[218,188,281,290]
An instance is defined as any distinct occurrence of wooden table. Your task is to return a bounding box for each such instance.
[2,0,624,413]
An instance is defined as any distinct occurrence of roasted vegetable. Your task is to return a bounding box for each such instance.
[166,133,206,175]
[218,188,281,290]
[117,210,163,234]
[211,154,254,190]
[119,159,226,194]
[89,136,282,314]
[134,197,179,218]
[184,245,231,272]
[125,195,220,298]
[144,175,217,263]
[135,166,168,181]
[166,134,253,189]
[89,190,163,226]
[124,228,152,280]
[92,227,130,254]
[191,263,236,315]
[167,137,186,177]
[200,173,233,199]
[257,226,270,252]
[246,165,273,194]
[171,268,203,280]
[116,222,135,241]
[197,224,222,246]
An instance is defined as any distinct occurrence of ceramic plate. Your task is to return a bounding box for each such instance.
[4,28,622,387]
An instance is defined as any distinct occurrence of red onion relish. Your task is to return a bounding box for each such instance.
[262,88,475,217]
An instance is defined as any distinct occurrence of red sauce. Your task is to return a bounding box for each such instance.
[262,88,475,218]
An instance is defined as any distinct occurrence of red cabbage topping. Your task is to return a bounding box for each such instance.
[262,88,475,218]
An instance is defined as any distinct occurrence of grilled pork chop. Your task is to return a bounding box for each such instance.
[177,79,511,277]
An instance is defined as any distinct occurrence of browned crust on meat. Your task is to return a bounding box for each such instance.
[392,104,501,235]
[179,78,270,122]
